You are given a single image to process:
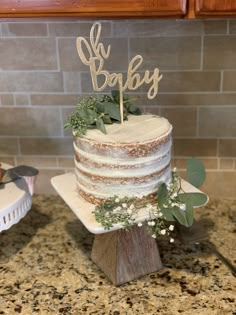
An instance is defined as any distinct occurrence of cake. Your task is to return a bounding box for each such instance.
[73,114,172,204]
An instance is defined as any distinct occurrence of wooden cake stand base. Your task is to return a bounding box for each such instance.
[51,173,207,285]
[91,225,162,285]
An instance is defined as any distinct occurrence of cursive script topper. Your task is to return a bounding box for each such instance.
[76,22,163,123]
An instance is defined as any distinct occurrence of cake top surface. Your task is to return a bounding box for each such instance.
[83,114,172,143]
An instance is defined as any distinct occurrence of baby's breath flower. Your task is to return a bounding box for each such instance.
[151,234,157,239]
[127,209,132,215]
[170,238,175,243]
[115,197,120,203]
[137,222,143,227]
[163,204,168,208]
[129,204,135,210]
[122,203,127,208]
[179,203,186,211]
[169,225,174,231]
[160,229,166,235]
[172,167,177,172]
[115,206,122,211]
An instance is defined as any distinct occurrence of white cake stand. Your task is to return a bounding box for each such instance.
[51,172,208,285]
[0,163,33,232]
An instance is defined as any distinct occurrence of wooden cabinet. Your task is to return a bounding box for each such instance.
[1,0,236,18]
[0,0,187,18]
[195,0,236,17]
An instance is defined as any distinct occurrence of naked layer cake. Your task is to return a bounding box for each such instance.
[73,114,172,204]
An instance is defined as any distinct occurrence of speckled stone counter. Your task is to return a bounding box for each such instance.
[0,196,235,315]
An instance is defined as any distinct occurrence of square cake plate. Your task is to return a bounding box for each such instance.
[51,173,208,235]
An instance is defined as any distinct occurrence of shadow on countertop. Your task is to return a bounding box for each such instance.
[0,204,51,264]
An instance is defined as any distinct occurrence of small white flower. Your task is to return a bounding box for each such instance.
[147,221,153,226]
[171,202,175,207]
[179,203,186,211]
[122,203,127,208]
[115,206,122,211]
[169,225,174,231]
[158,212,163,217]
[170,238,175,243]
[127,209,132,215]
[129,204,135,210]
[171,192,178,198]
[115,198,120,203]
[163,204,168,208]
[160,229,166,235]
[172,167,177,172]
[152,234,157,239]
[137,222,143,227]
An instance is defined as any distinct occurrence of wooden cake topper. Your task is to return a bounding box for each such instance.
[76,22,163,123]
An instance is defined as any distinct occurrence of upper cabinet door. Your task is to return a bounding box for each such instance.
[195,0,236,16]
[0,0,187,18]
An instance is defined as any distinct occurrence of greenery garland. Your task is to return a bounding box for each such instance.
[93,158,208,242]
[64,90,141,136]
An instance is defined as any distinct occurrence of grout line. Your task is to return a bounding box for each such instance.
[200,35,204,70]
[220,70,224,92]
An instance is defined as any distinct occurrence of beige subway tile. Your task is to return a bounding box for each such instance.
[219,158,234,170]
[130,36,201,70]
[0,72,63,93]
[0,38,57,70]
[223,71,236,91]
[156,93,236,106]
[172,158,217,170]
[113,20,204,37]
[0,108,62,136]
[16,156,57,168]
[0,94,14,106]
[174,139,217,156]
[57,157,74,168]
[0,138,19,155]
[63,72,81,93]
[35,169,64,195]
[58,37,128,71]
[229,20,236,34]
[31,94,79,106]
[20,137,73,155]
[219,139,236,157]
[0,157,15,166]
[204,36,236,69]
[48,20,111,38]
[161,72,220,92]
[203,20,227,34]
[199,107,236,137]
[14,94,29,106]
[160,108,197,137]
[201,171,236,199]
[48,21,111,36]
[2,23,47,36]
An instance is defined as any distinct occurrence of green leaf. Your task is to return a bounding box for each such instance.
[179,192,208,208]
[171,203,194,227]
[157,183,168,208]
[161,207,175,221]
[187,158,206,188]
[111,90,120,104]
[127,103,142,115]
[102,102,121,121]
[102,114,113,124]
[77,107,97,125]
[96,118,107,134]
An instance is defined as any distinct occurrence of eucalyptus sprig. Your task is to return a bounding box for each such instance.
[64,91,142,137]
[93,158,208,242]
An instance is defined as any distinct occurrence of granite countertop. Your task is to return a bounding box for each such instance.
[0,195,235,315]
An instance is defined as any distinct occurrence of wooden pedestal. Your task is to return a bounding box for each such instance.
[91,225,162,285]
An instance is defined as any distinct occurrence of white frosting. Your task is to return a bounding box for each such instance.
[84,114,171,143]
[73,114,173,202]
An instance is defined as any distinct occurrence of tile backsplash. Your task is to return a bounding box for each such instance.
[0,18,235,198]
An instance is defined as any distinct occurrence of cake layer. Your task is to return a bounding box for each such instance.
[73,114,172,204]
